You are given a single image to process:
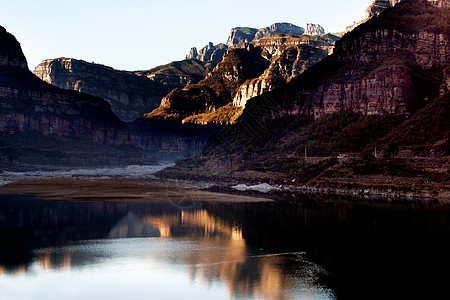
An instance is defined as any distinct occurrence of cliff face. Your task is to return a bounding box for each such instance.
[189,23,323,64]
[0,27,27,70]
[305,24,325,36]
[303,1,450,118]
[0,26,129,145]
[442,64,450,94]
[186,43,228,63]
[233,37,331,107]
[365,0,402,18]
[149,33,338,124]
[147,45,270,122]
[254,23,305,40]
[205,0,450,154]
[226,27,259,47]
[33,58,201,122]
[225,23,325,47]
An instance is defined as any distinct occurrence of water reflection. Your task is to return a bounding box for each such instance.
[0,194,449,299]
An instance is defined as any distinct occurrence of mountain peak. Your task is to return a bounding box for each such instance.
[0,26,28,70]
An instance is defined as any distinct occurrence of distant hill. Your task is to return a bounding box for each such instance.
[0,26,146,167]
[147,33,338,125]
[34,58,216,122]
[160,0,450,200]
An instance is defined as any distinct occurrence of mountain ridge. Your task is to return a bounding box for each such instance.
[159,0,450,200]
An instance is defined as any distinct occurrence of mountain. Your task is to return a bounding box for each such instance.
[206,0,450,151]
[161,0,450,199]
[34,58,215,122]
[227,23,311,47]
[186,43,228,63]
[188,23,326,65]
[0,26,147,167]
[147,33,338,125]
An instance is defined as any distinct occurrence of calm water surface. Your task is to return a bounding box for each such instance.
[0,194,449,299]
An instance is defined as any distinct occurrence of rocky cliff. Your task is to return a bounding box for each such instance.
[226,27,259,47]
[147,45,270,122]
[150,33,337,124]
[233,36,332,108]
[186,23,327,74]
[365,0,402,18]
[34,58,213,122]
[186,43,228,63]
[305,24,325,36]
[0,26,129,146]
[226,23,325,47]
[205,0,450,155]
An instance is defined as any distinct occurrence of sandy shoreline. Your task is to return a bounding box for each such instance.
[0,177,272,203]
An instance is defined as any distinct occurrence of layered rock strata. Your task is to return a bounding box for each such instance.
[34,58,177,121]
[0,26,129,145]
[186,43,228,63]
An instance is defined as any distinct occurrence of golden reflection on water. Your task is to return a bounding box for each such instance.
[38,251,51,270]
[142,210,243,240]
[0,209,309,299]
[143,209,295,300]
[37,248,73,271]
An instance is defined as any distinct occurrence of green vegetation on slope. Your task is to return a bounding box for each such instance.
[183,103,243,125]
[136,58,216,78]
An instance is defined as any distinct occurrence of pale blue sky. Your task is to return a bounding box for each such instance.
[1,0,373,71]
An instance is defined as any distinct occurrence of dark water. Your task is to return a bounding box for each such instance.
[0,194,449,299]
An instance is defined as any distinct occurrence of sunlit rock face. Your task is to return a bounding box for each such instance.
[233,44,329,108]
[441,64,450,95]
[33,58,174,122]
[226,23,325,47]
[233,36,333,108]
[186,42,228,63]
[305,24,325,36]
[304,27,450,117]
[365,0,402,18]
[0,26,130,145]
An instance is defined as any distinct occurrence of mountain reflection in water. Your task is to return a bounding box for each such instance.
[0,194,449,299]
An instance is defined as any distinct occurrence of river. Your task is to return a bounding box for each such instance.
[0,192,449,299]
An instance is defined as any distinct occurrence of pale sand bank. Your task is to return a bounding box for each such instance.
[0,178,272,203]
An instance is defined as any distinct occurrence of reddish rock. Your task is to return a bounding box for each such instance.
[0,26,129,145]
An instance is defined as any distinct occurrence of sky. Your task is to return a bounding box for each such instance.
[0,0,373,71]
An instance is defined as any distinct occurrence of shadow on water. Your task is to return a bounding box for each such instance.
[0,193,449,299]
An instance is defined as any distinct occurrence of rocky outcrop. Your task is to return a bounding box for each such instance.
[0,27,28,70]
[365,0,401,18]
[254,23,305,40]
[147,45,270,122]
[233,43,329,108]
[34,58,179,122]
[226,27,259,47]
[186,43,228,63]
[306,31,450,117]
[34,58,216,122]
[151,33,339,123]
[226,23,325,47]
[305,24,325,36]
[186,23,326,71]
[428,0,450,7]
[347,0,450,33]
[441,64,450,94]
[206,0,450,153]
[346,0,400,33]
[0,26,129,145]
